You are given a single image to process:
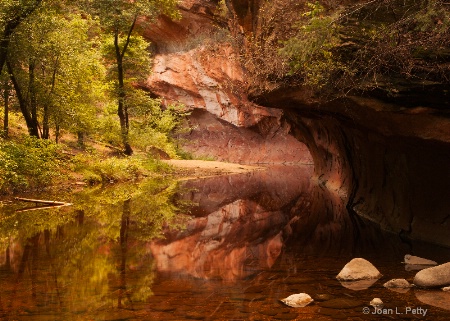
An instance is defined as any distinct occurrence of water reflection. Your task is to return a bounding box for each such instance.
[150,166,313,280]
[150,165,409,281]
[0,178,184,319]
[416,290,450,311]
[0,168,450,320]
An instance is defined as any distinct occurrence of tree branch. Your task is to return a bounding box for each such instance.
[120,15,137,59]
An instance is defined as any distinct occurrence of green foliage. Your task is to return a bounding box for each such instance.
[0,135,64,193]
[279,2,351,89]
[130,98,190,158]
[101,33,151,85]
[414,0,450,33]
[85,157,144,183]
[7,9,106,139]
[0,0,190,191]
[217,0,228,16]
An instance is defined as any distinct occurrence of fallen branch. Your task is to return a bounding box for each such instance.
[14,197,72,206]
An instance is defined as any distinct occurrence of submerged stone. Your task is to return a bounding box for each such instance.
[414,262,450,288]
[383,278,413,288]
[336,258,382,281]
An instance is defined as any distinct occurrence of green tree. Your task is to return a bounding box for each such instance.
[86,0,180,155]
[6,8,105,140]
[0,0,44,75]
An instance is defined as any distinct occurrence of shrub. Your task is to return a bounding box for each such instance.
[83,157,144,183]
[0,136,64,193]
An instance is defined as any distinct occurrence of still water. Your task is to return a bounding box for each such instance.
[1,165,450,320]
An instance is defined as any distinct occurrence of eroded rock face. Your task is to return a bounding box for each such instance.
[179,109,312,164]
[145,43,274,127]
[142,0,450,246]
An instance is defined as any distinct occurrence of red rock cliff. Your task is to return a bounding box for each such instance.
[142,0,450,246]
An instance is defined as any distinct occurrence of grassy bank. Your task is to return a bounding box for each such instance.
[0,134,174,195]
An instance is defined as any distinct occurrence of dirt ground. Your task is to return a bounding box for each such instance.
[162,160,266,179]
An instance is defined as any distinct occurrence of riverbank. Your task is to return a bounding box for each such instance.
[162,159,265,180]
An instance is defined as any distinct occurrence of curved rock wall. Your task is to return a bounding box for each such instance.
[142,0,450,246]
[285,100,450,246]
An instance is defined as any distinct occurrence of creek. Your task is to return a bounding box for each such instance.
[0,166,450,320]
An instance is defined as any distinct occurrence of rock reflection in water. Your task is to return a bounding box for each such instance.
[150,165,406,281]
[150,165,314,280]
[416,290,450,311]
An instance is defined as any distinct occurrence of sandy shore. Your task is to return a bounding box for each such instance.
[162,160,266,179]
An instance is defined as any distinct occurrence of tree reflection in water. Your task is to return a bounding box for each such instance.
[1,168,450,320]
[0,178,187,318]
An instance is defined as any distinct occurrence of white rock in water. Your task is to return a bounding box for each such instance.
[280,293,314,308]
[336,258,382,281]
[383,279,413,288]
[370,298,383,308]
[414,262,450,288]
[404,254,437,266]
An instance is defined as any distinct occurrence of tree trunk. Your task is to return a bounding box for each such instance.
[2,80,9,137]
[44,58,59,140]
[55,123,60,143]
[77,131,84,147]
[28,61,40,137]
[114,18,138,156]
[115,38,133,155]
[6,60,39,138]
[42,105,50,139]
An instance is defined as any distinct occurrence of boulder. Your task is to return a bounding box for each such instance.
[404,254,437,266]
[414,262,450,288]
[336,258,382,281]
[383,279,413,288]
